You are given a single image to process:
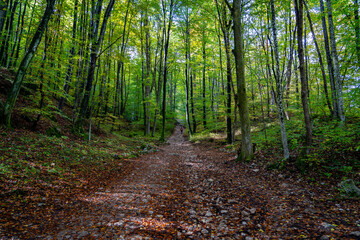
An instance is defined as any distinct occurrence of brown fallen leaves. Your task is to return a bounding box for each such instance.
[1,127,359,239]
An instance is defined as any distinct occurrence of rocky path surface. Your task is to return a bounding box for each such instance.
[15,126,360,239]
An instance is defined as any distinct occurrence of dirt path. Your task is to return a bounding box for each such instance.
[23,126,360,239]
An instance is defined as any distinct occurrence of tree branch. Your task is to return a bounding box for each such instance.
[224,0,233,12]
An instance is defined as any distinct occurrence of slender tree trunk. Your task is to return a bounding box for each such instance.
[295,0,313,150]
[304,1,332,115]
[160,0,175,141]
[75,0,115,129]
[13,1,26,68]
[233,0,252,159]
[270,0,290,160]
[8,1,21,68]
[1,0,56,127]
[215,0,232,143]
[152,19,165,137]
[32,30,50,130]
[326,0,345,122]
[185,45,192,134]
[202,29,207,129]
[285,13,295,120]
[0,0,9,34]
[190,71,197,133]
[144,11,151,136]
[58,0,79,110]
[319,0,337,118]
[0,0,18,66]
[354,0,360,64]
[114,57,120,116]
[140,17,147,135]
[217,30,226,119]
[224,33,232,144]
[119,1,131,115]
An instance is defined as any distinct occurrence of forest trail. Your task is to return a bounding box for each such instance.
[7,126,358,239]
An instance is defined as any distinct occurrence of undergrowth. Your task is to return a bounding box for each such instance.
[187,115,360,182]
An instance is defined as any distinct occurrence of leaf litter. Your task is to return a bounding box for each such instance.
[0,126,359,239]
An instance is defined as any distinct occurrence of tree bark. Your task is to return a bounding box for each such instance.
[183,6,193,135]
[152,22,164,137]
[190,71,197,133]
[75,0,115,129]
[319,0,337,118]
[58,0,79,111]
[160,0,175,141]
[144,10,151,136]
[0,0,18,66]
[304,1,332,115]
[215,0,232,144]
[233,0,253,160]
[12,1,26,68]
[0,0,9,34]
[270,0,290,160]
[294,0,313,150]
[326,0,345,122]
[354,0,360,64]
[202,28,207,129]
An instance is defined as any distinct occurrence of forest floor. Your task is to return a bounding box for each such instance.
[2,125,360,239]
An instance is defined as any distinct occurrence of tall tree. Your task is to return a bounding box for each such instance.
[144,8,151,136]
[270,0,290,160]
[319,0,337,118]
[183,4,193,135]
[160,0,175,141]
[215,0,232,144]
[355,0,360,64]
[326,0,345,122]
[231,0,253,160]
[74,0,116,130]
[304,1,332,115]
[58,0,79,111]
[1,0,56,127]
[202,25,207,129]
[294,0,312,151]
[0,0,9,34]
[0,0,18,66]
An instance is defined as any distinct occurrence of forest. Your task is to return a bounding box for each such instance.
[0,0,359,238]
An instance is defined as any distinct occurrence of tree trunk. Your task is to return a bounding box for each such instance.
[32,29,49,130]
[144,11,151,136]
[270,0,290,160]
[75,0,115,129]
[319,0,337,118]
[8,1,22,68]
[294,0,313,150]
[1,0,56,127]
[304,1,332,115]
[140,16,147,135]
[160,0,175,141]
[202,29,207,129]
[0,0,9,34]
[233,0,252,159]
[152,18,165,137]
[190,71,197,133]
[0,0,18,66]
[58,0,79,110]
[354,0,360,64]
[12,1,26,68]
[326,0,345,122]
[215,0,232,144]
